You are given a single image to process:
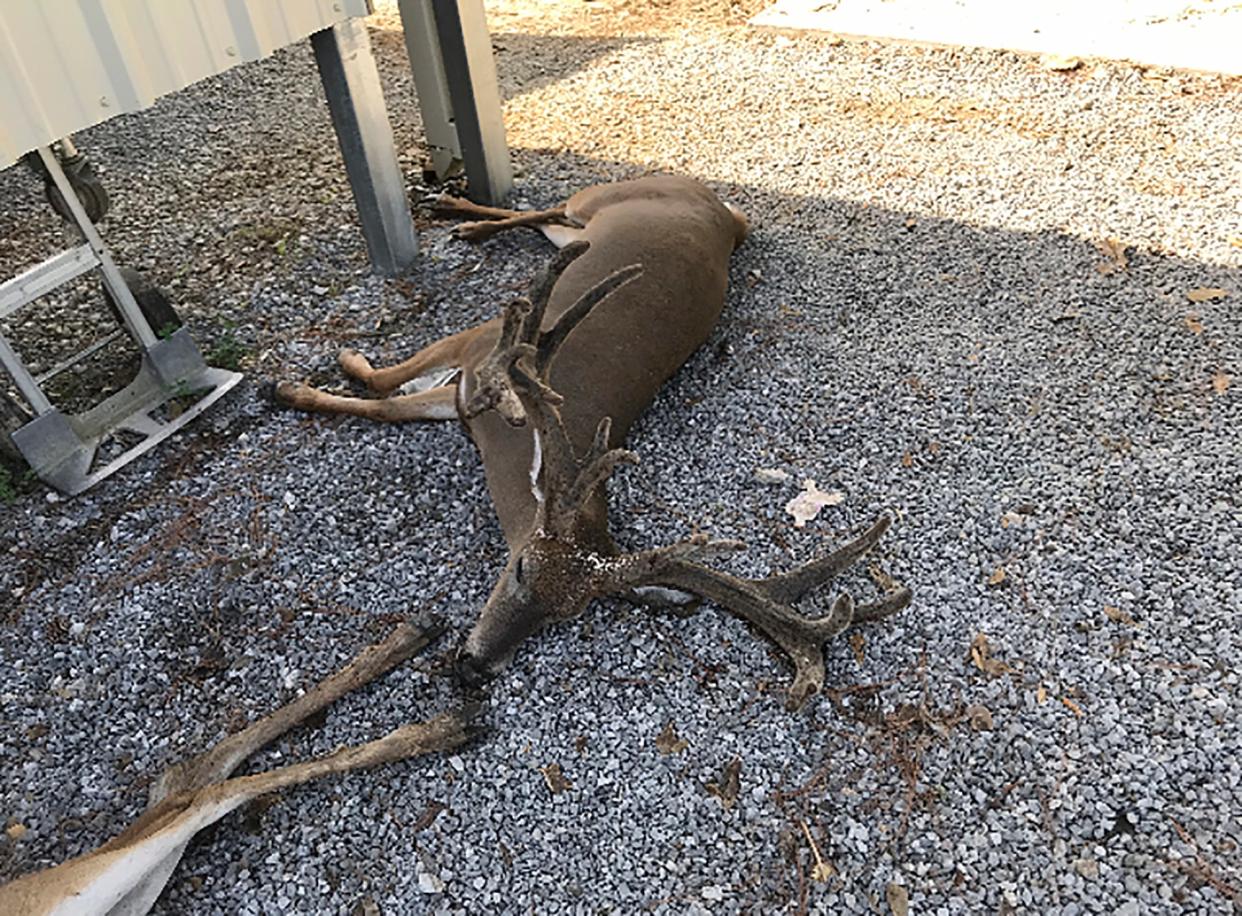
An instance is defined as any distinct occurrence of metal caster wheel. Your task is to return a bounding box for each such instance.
[22,137,111,224]
[45,156,110,224]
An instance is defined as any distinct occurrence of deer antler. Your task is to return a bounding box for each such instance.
[612,520,911,709]
[464,243,910,709]
[464,241,644,539]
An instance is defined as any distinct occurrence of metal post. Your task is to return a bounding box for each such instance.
[429,0,513,204]
[397,0,461,178]
[312,20,418,276]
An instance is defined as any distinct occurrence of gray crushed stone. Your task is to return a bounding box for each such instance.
[1,2,1240,914]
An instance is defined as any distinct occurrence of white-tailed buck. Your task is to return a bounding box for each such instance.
[0,621,476,916]
[276,175,910,709]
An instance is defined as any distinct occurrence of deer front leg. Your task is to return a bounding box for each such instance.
[0,621,477,916]
[273,382,459,421]
[340,320,499,396]
[615,520,911,710]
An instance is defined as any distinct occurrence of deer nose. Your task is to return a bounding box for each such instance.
[454,650,496,689]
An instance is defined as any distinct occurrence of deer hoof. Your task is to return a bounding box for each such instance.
[452,221,492,241]
[453,650,497,690]
[270,380,309,408]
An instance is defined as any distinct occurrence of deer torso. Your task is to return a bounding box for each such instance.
[456,176,744,549]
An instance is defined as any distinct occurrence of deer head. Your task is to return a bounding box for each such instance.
[455,243,909,708]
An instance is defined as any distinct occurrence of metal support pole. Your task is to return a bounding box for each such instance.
[397,0,461,178]
[312,20,418,277]
[426,0,513,204]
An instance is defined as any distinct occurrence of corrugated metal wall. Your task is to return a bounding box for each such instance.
[0,0,373,168]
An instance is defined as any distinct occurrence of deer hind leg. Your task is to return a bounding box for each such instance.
[340,320,499,396]
[275,382,459,422]
[434,194,577,243]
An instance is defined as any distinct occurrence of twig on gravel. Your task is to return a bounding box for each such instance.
[1167,817,1241,905]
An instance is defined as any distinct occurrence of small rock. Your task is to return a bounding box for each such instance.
[417,869,444,894]
[1074,858,1100,880]
[1041,54,1082,71]
[755,467,791,484]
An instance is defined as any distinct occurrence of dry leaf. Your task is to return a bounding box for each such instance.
[927,440,941,455]
[1096,237,1129,273]
[1184,313,1205,334]
[868,564,899,592]
[705,757,741,809]
[1000,511,1023,528]
[966,703,994,731]
[812,860,835,882]
[1212,372,1231,395]
[1036,685,1047,704]
[785,479,843,528]
[901,451,914,468]
[5,823,27,841]
[540,763,572,794]
[1074,858,1100,880]
[799,819,834,882]
[1187,287,1228,303]
[1103,605,1137,626]
[968,633,1012,677]
[1229,237,1242,249]
[574,735,588,754]
[886,882,910,916]
[655,722,689,755]
[849,631,866,664]
[987,567,1008,587]
[1061,697,1085,717]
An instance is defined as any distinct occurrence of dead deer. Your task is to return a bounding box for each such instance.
[0,621,477,916]
[275,175,910,709]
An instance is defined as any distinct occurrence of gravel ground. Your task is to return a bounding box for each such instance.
[2,1,1241,913]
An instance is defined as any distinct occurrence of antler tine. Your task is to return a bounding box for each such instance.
[527,240,590,329]
[464,300,538,423]
[464,241,629,429]
[764,515,892,605]
[555,417,637,518]
[464,244,592,424]
[608,516,909,710]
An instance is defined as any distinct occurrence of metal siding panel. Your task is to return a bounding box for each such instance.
[0,0,366,169]
[0,18,52,164]
[109,4,179,106]
[10,4,109,150]
[224,0,267,61]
